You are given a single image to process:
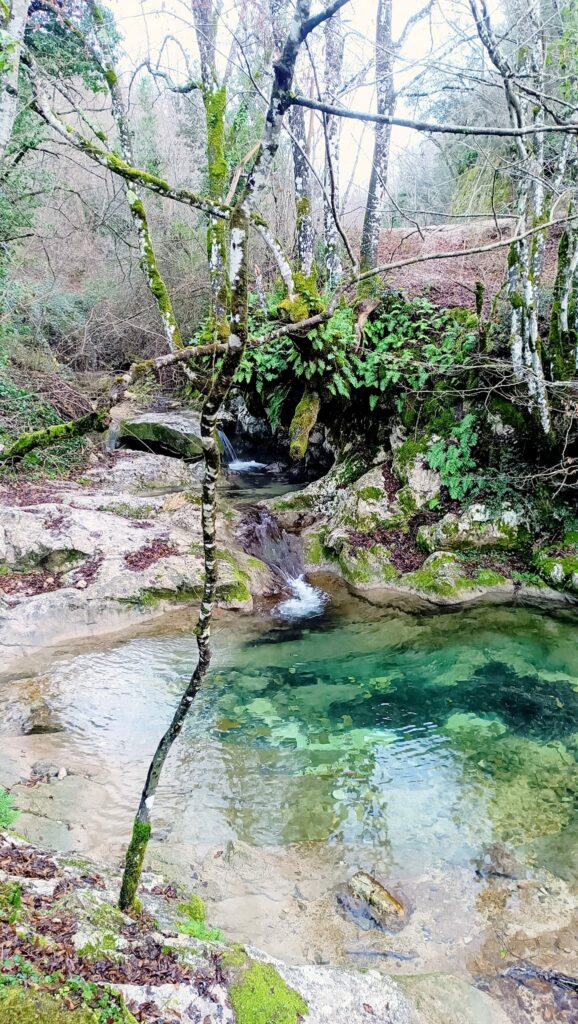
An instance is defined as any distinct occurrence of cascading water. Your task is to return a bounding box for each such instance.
[218,430,267,473]
[239,507,327,619]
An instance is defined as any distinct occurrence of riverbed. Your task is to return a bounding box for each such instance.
[2,583,577,989]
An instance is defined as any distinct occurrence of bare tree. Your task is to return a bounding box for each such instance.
[323,1,344,286]
[0,0,28,165]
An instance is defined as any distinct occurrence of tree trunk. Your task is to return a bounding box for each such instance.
[323,4,344,287]
[0,0,28,165]
[269,0,315,277]
[289,104,315,276]
[90,4,185,354]
[118,0,316,909]
[359,0,394,275]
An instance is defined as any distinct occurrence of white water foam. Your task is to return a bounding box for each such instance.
[229,459,268,472]
[275,574,328,619]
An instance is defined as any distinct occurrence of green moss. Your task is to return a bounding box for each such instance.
[271,493,314,512]
[395,485,417,518]
[487,397,526,432]
[176,895,205,923]
[357,486,383,502]
[221,943,247,968]
[104,67,118,87]
[77,932,119,961]
[393,437,429,482]
[473,568,508,586]
[402,557,507,596]
[304,531,326,566]
[0,412,108,464]
[100,502,155,519]
[0,787,17,829]
[228,961,307,1024]
[0,990,99,1024]
[118,819,151,911]
[288,390,320,460]
[0,882,21,923]
[87,902,125,934]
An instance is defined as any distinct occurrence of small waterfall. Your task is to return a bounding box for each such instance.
[239,508,327,619]
[219,430,238,464]
[219,430,267,472]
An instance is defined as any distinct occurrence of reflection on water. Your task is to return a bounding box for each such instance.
[2,601,578,886]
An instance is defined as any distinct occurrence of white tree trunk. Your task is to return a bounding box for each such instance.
[0,0,28,164]
[360,0,394,272]
[323,4,344,287]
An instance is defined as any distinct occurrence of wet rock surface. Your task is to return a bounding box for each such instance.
[0,452,272,676]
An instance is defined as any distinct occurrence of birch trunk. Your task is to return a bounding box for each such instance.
[359,0,393,274]
[270,0,315,277]
[323,4,344,287]
[0,0,28,165]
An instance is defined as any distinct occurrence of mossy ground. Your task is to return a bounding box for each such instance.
[0,990,99,1024]
[229,961,308,1024]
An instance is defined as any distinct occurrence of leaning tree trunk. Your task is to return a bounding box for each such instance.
[323,2,344,288]
[118,0,320,909]
[119,216,249,911]
[0,0,28,165]
[359,0,394,276]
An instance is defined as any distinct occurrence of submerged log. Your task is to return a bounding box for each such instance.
[347,871,405,920]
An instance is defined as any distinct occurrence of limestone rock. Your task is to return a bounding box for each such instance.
[533,533,578,593]
[116,410,203,459]
[87,452,204,494]
[392,437,441,509]
[417,504,526,552]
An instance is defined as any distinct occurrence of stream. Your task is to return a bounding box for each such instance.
[1,460,577,991]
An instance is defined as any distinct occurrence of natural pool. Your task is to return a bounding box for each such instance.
[2,593,578,974]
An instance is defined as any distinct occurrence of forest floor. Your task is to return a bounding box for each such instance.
[377,219,562,310]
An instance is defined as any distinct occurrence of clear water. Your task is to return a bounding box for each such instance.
[4,601,578,884]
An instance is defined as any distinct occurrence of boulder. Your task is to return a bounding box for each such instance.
[417,504,526,552]
[116,410,203,459]
[86,452,204,494]
[392,437,441,509]
[533,532,578,593]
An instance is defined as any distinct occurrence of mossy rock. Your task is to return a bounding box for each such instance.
[228,960,307,1024]
[0,989,99,1024]
[418,505,527,553]
[401,552,507,597]
[117,412,204,459]
[533,536,578,593]
[288,391,320,461]
[337,541,399,588]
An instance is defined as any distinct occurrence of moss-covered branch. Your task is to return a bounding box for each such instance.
[0,411,109,463]
[23,51,231,221]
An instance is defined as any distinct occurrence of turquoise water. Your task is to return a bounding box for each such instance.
[5,600,577,882]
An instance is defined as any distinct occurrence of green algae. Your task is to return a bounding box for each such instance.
[228,961,307,1024]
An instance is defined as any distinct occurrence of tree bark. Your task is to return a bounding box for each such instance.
[323,3,344,287]
[0,0,28,165]
[359,0,394,275]
[269,0,315,277]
